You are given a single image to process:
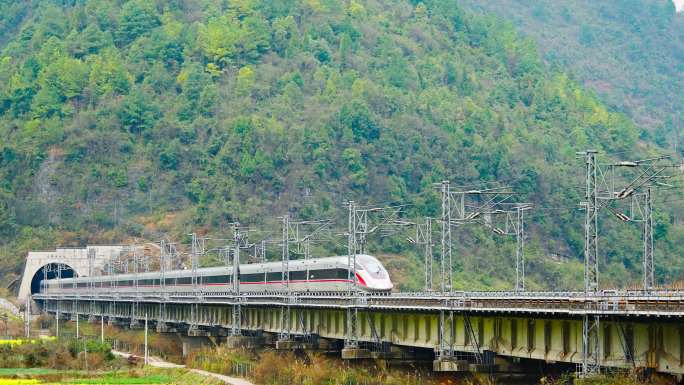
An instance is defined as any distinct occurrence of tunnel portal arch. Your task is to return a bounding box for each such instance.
[29,263,76,295]
[18,246,124,303]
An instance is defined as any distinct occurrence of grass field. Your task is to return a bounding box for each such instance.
[0,367,222,385]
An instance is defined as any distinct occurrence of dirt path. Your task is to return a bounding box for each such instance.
[112,350,254,385]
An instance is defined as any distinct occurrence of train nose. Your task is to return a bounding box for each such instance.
[376,279,393,291]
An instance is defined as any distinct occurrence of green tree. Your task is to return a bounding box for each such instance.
[0,193,16,238]
[88,49,131,97]
[118,89,160,136]
[116,0,160,45]
[31,56,88,117]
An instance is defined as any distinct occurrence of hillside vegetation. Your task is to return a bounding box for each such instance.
[0,0,682,291]
[459,0,684,150]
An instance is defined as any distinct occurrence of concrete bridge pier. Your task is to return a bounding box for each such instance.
[129,319,143,330]
[341,347,372,360]
[273,335,341,352]
[433,350,497,373]
[275,333,322,351]
[187,326,210,337]
[433,357,470,372]
[179,334,214,358]
[224,335,266,349]
[155,321,177,333]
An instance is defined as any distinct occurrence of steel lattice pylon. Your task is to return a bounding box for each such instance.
[515,206,526,292]
[440,181,453,293]
[345,201,358,348]
[582,151,599,294]
[642,188,655,290]
[581,314,601,377]
[416,218,433,291]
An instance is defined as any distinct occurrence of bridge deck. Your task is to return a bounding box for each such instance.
[34,290,684,317]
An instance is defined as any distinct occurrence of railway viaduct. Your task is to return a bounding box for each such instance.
[22,154,684,378]
[34,289,684,378]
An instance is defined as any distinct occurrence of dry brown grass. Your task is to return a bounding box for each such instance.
[250,350,437,385]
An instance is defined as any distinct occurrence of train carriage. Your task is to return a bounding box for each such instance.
[42,254,393,295]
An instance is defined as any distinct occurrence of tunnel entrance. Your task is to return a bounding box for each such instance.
[30,263,76,294]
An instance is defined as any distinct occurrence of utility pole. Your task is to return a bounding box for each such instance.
[191,233,203,293]
[577,150,601,378]
[347,201,357,294]
[642,188,654,290]
[144,312,148,366]
[231,224,243,337]
[132,244,139,326]
[345,200,358,350]
[440,181,452,292]
[279,214,293,342]
[580,150,599,294]
[160,240,166,291]
[415,218,434,291]
[24,297,30,338]
[282,215,290,293]
[515,205,528,292]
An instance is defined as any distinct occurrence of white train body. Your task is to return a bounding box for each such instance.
[43,254,393,295]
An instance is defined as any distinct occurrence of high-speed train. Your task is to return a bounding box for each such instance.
[42,254,393,294]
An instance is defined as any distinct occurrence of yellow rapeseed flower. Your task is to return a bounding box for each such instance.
[0,379,41,384]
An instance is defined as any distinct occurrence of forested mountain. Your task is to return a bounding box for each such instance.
[459,0,684,152]
[0,0,682,292]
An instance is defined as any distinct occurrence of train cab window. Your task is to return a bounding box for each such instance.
[356,255,387,279]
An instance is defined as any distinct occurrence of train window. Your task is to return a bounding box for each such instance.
[206,275,229,284]
[165,278,175,285]
[241,274,262,283]
[290,271,307,281]
[178,277,192,285]
[266,272,282,282]
[309,269,349,280]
